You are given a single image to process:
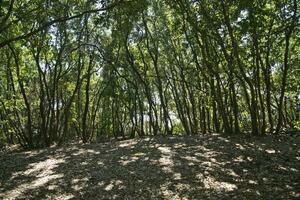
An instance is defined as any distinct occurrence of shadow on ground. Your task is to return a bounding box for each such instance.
[0,134,299,199]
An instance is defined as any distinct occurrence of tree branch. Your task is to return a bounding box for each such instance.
[0,0,123,48]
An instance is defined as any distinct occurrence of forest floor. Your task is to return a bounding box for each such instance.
[0,134,299,200]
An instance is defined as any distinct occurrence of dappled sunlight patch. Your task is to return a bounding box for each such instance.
[172,143,185,149]
[51,193,74,200]
[173,172,182,180]
[173,183,191,193]
[86,149,100,154]
[97,181,105,187]
[217,168,240,179]
[243,169,248,173]
[216,137,230,143]
[104,180,124,191]
[22,149,46,158]
[235,143,246,150]
[71,177,89,191]
[97,160,104,166]
[72,149,86,156]
[246,156,253,162]
[290,191,300,198]
[2,156,65,199]
[133,152,146,156]
[160,184,183,200]
[106,147,119,153]
[278,165,289,171]
[172,143,186,149]
[233,155,245,163]
[80,161,89,166]
[5,186,30,200]
[289,167,298,172]
[265,149,276,154]
[201,161,216,168]
[202,176,237,192]
[183,155,199,163]
[33,174,64,187]
[157,146,174,171]
[158,146,172,154]
[72,177,87,184]
[248,180,258,185]
[162,166,173,173]
[246,142,255,147]
[275,164,298,172]
[23,158,65,177]
[2,172,64,199]
[67,146,99,156]
[255,191,261,196]
[193,145,210,153]
[48,184,58,191]
[201,150,221,159]
[226,169,239,178]
[262,177,268,182]
[159,156,174,166]
[119,140,138,148]
[119,156,140,166]
[199,154,227,169]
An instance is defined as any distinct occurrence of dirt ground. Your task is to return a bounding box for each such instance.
[0,134,299,200]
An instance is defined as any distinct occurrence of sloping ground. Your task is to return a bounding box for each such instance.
[0,134,299,200]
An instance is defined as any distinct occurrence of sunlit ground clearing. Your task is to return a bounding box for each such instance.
[1,134,299,200]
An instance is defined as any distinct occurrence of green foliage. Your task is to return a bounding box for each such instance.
[0,0,299,148]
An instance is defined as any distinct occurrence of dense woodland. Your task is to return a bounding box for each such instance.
[0,0,299,149]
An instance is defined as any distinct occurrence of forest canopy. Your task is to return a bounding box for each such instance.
[0,0,299,149]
